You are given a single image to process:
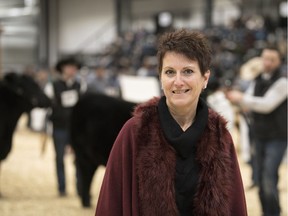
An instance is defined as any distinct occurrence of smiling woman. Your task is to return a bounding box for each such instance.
[95,29,248,216]
[160,51,210,130]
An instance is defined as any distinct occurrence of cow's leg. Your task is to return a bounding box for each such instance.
[75,156,96,207]
[0,162,1,197]
[74,159,82,197]
[0,160,3,198]
[81,165,96,208]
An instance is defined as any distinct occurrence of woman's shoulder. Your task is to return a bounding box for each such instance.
[117,96,160,130]
[203,109,235,153]
[122,117,138,129]
[133,97,160,118]
[207,108,229,131]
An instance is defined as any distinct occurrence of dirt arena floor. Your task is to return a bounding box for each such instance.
[0,115,287,216]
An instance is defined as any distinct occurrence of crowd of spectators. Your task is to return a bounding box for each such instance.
[19,14,287,119]
[65,15,286,99]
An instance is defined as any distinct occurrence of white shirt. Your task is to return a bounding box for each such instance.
[207,90,235,132]
[242,76,287,113]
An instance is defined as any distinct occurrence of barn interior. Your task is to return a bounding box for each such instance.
[0,0,287,215]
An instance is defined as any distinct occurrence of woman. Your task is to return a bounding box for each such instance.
[95,29,247,216]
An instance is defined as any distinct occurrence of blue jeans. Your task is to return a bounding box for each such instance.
[52,128,69,194]
[255,139,287,216]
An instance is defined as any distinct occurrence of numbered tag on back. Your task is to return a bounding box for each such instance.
[61,90,78,107]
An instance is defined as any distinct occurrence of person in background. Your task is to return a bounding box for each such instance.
[231,55,263,186]
[226,46,287,216]
[136,56,158,77]
[95,29,247,216]
[86,64,120,97]
[205,76,235,133]
[47,57,83,197]
[87,65,109,93]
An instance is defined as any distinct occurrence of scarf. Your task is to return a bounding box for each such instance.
[158,96,208,215]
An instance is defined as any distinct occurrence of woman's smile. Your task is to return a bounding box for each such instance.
[160,51,210,111]
[172,89,191,94]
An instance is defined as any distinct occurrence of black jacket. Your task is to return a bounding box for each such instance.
[252,69,287,140]
[50,80,81,129]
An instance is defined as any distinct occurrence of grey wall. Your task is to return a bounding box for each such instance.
[58,0,116,55]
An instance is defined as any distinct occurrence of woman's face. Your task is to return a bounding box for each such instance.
[160,51,210,111]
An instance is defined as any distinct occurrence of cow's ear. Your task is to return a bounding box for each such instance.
[4,72,19,84]
[3,73,24,95]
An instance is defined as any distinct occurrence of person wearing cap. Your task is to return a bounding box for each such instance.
[47,57,82,196]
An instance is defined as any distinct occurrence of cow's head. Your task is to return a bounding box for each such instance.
[3,72,51,110]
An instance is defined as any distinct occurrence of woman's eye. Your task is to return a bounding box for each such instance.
[164,70,175,76]
[183,69,193,75]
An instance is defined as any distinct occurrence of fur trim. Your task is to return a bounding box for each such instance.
[134,97,179,215]
[134,98,234,216]
[193,110,233,216]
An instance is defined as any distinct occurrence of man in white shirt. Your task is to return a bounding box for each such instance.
[226,46,287,216]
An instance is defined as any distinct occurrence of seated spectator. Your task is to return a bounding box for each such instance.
[86,65,120,97]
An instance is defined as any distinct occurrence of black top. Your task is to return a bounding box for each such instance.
[158,96,208,215]
[50,79,81,129]
[252,68,287,140]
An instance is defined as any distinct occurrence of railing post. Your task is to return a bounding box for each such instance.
[115,0,132,36]
[0,23,2,79]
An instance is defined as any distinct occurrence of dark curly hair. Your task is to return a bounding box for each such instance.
[157,29,212,76]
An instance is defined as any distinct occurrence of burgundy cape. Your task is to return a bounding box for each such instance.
[95,97,247,216]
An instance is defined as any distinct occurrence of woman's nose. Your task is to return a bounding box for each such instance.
[174,73,184,85]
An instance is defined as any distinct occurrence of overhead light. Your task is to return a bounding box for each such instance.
[0,7,38,18]
[25,0,38,7]
[158,12,173,27]
[279,1,287,17]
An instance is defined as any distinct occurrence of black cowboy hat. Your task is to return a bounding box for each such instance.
[55,57,81,73]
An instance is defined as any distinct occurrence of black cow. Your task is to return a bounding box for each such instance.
[70,93,136,207]
[0,72,51,195]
